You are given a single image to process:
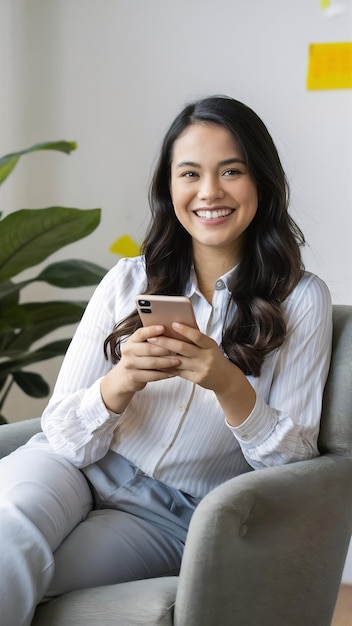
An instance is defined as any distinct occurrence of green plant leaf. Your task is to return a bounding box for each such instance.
[0,281,20,307]
[0,375,8,393]
[0,207,101,281]
[0,339,71,376]
[0,260,106,300]
[0,305,27,352]
[13,371,50,398]
[0,280,31,301]
[0,156,19,185]
[4,300,87,351]
[0,283,20,351]
[37,259,107,288]
[0,141,76,186]
[0,140,106,420]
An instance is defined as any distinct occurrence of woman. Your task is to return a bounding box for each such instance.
[0,96,332,625]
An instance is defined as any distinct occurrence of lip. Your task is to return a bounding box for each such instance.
[193,206,235,222]
[193,205,234,213]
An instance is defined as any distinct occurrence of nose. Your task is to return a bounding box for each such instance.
[197,174,224,202]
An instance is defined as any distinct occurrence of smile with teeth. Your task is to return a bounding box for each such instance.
[194,208,234,220]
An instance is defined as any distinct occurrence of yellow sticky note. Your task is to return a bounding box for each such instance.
[307,42,352,90]
[109,234,141,257]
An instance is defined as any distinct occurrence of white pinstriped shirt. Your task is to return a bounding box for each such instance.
[41,256,332,498]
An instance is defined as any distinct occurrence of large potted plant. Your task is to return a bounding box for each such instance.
[0,141,107,423]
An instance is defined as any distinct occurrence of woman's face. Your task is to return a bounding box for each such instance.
[170,123,258,264]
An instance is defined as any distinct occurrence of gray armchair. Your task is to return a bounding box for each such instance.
[1,305,351,626]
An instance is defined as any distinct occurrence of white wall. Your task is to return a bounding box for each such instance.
[1,1,351,297]
[1,0,352,579]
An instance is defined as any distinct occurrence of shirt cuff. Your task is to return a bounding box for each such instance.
[225,394,278,448]
[78,377,120,430]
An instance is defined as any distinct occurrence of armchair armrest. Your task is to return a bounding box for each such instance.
[0,418,42,459]
[175,454,352,626]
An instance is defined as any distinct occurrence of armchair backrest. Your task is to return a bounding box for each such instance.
[318,305,352,457]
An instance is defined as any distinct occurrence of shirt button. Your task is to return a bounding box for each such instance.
[178,405,184,412]
[215,279,225,290]
[241,433,249,440]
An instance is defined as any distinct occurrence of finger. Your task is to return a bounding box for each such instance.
[148,324,209,353]
[147,335,196,357]
[124,325,175,358]
[171,323,209,347]
[133,342,176,357]
[133,325,166,342]
[128,355,181,371]
[137,370,178,384]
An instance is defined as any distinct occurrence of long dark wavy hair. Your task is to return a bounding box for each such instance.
[104,96,305,376]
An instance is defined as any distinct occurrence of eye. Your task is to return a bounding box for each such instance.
[223,168,241,177]
[181,171,198,178]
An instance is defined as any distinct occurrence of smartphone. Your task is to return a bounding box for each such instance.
[135,294,198,342]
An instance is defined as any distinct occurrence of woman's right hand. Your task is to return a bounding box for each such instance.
[100,325,181,414]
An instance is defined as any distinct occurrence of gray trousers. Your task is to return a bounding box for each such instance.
[0,433,200,626]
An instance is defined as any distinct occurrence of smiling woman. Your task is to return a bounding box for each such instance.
[109,96,308,378]
[0,96,332,626]
[170,123,258,272]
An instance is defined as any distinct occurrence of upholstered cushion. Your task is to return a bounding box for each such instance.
[0,417,41,458]
[319,305,352,455]
[32,577,178,626]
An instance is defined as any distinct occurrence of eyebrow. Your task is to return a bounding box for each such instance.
[175,157,246,169]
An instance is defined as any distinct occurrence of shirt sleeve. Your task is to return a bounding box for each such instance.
[226,274,332,469]
[41,259,140,467]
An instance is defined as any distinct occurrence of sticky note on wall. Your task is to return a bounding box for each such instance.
[307,42,352,90]
[109,234,140,257]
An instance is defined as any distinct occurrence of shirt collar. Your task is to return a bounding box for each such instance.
[184,267,198,297]
[184,264,239,297]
